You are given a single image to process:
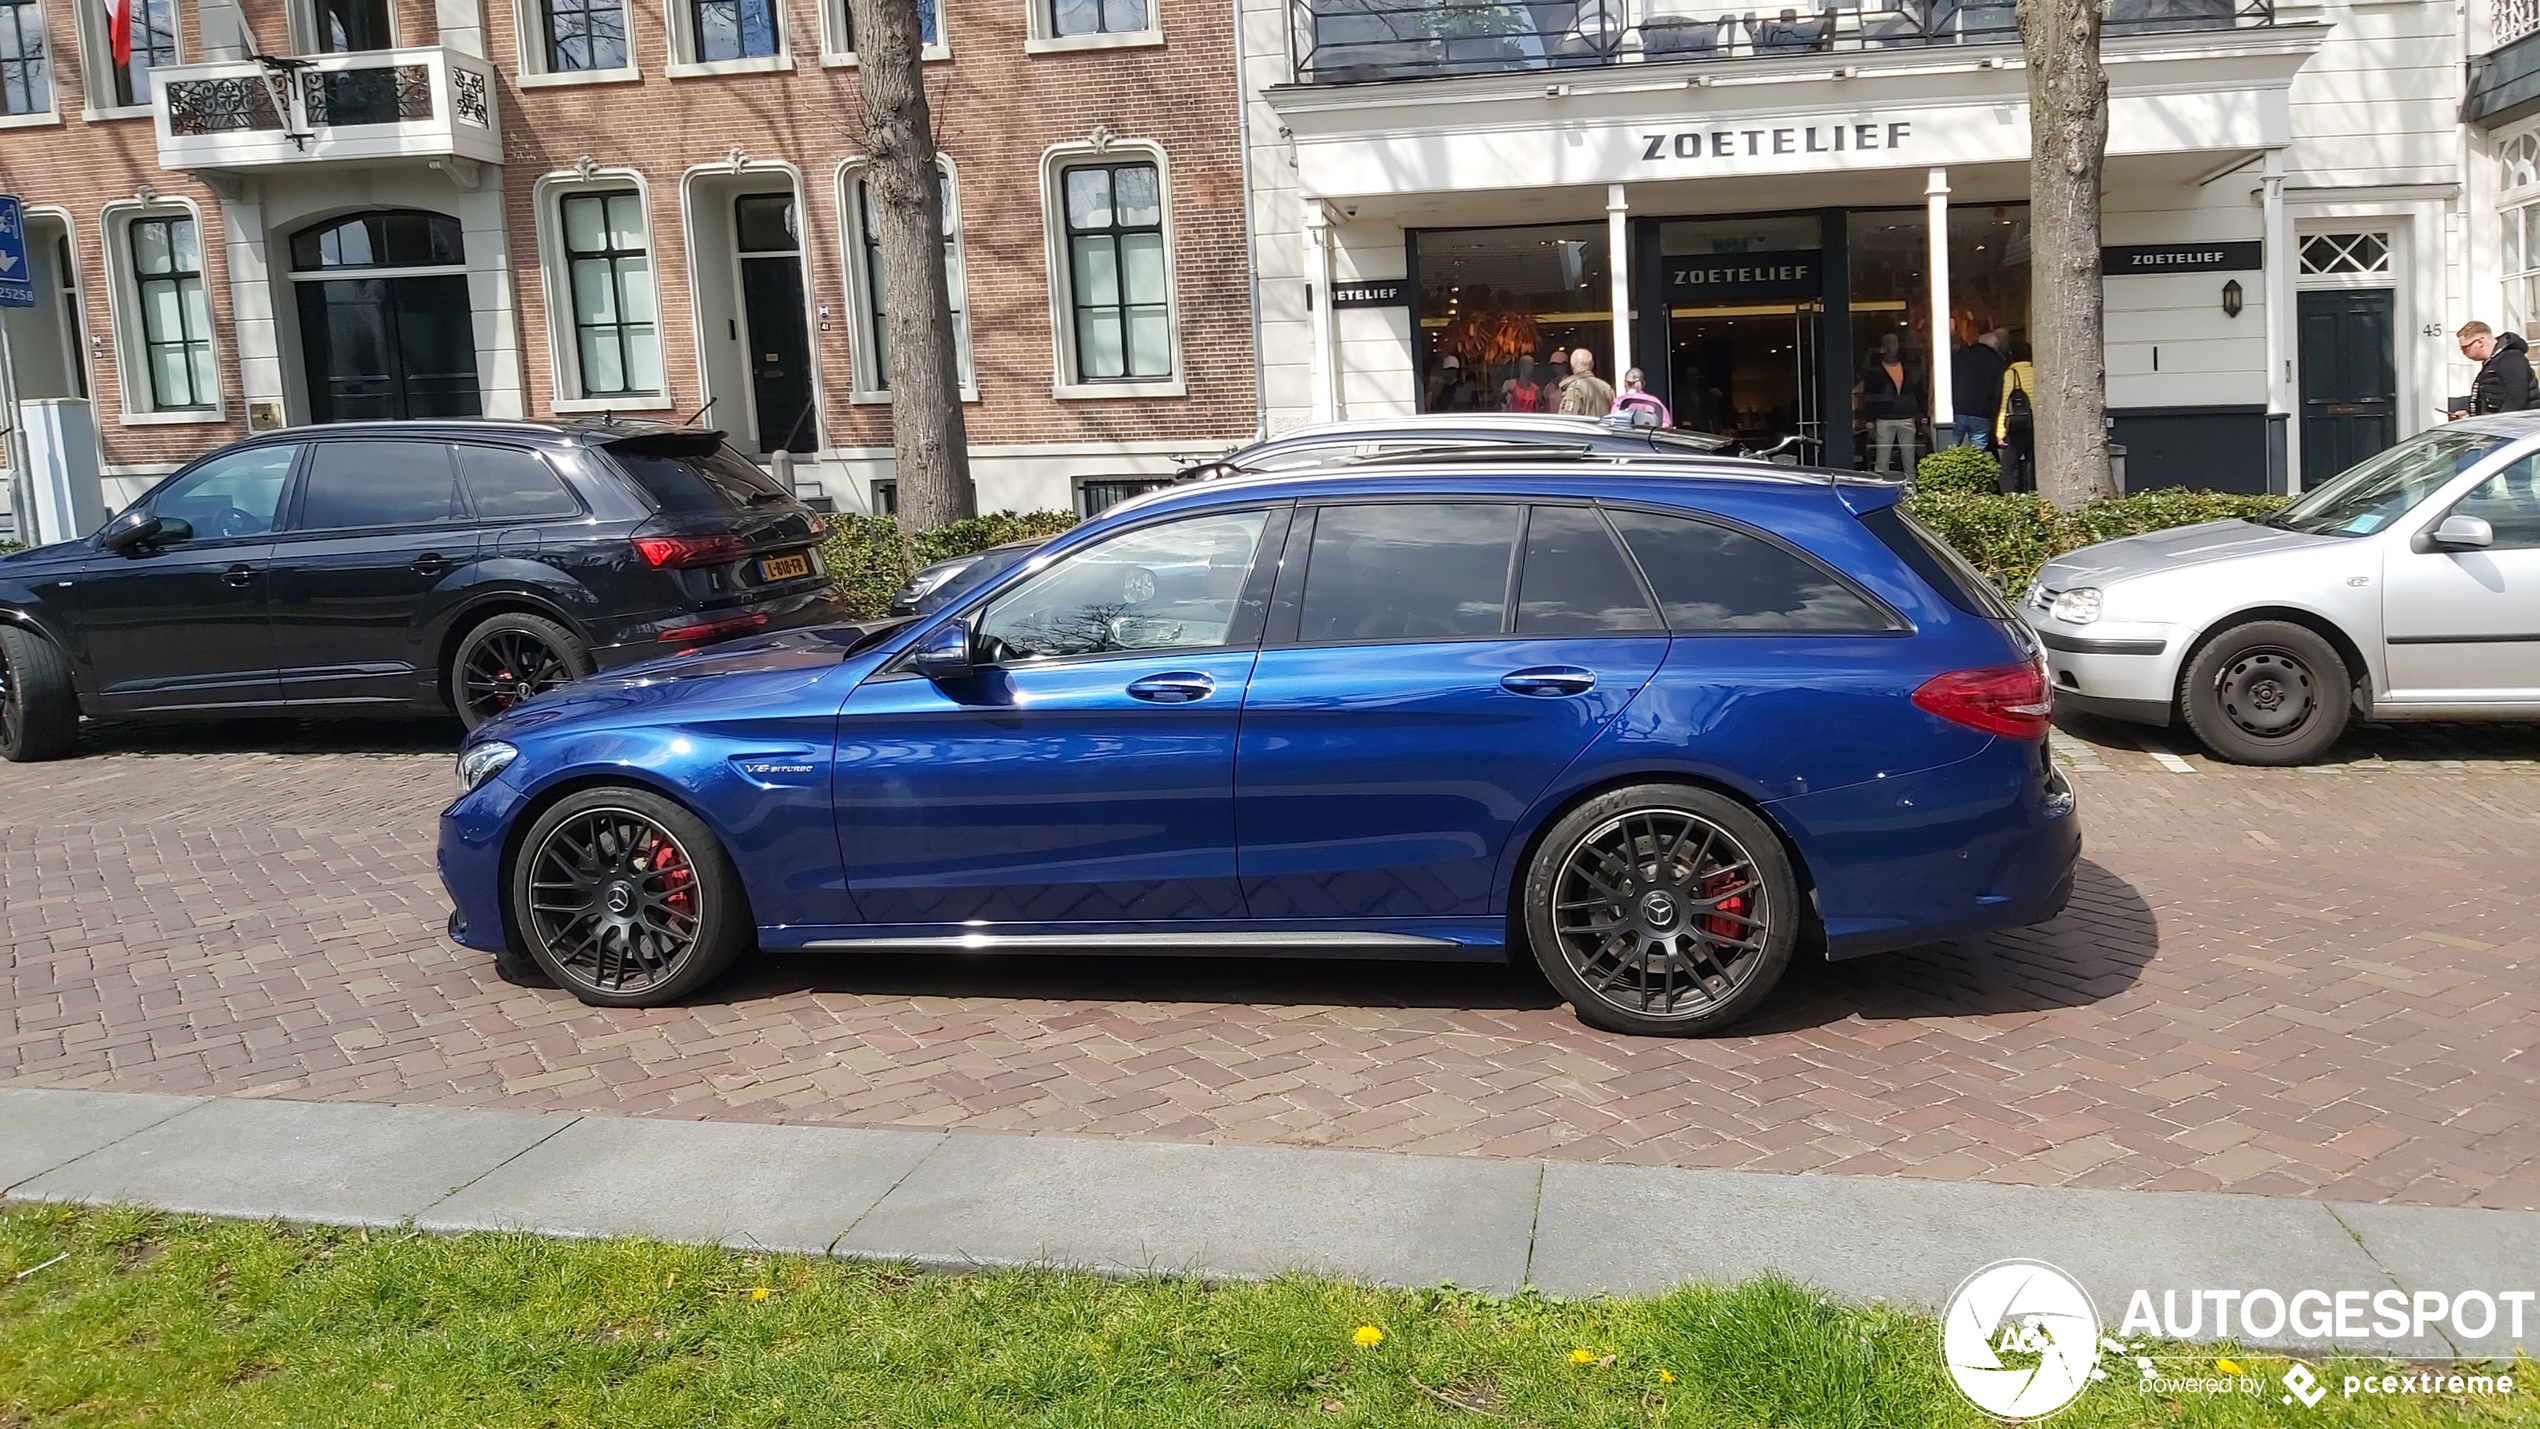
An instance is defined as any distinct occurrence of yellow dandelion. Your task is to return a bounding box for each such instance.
[1658,1369,1677,1384]
[2217,1357,2242,1376]
[1352,1325,1385,1348]
[1570,1349,1596,1364]
[750,1286,772,1301]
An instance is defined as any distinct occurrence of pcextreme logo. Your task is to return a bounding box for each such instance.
[1941,1259,2105,1420]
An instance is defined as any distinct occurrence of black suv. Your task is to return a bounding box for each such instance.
[0,420,841,760]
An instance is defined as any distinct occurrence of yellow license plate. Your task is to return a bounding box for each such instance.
[761,553,811,581]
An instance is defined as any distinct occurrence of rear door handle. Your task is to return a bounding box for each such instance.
[410,553,453,576]
[1127,672,1216,704]
[1501,666,1597,697]
[221,563,254,588]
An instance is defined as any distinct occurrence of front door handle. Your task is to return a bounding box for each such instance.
[221,563,255,588]
[1502,666,1597,697]
[410,553,453,576]
[1127,672,1216,704]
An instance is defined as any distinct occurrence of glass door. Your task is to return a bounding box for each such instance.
[1659,215,1824,458]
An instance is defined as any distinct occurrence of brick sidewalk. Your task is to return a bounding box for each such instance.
[5,715,2537,1210]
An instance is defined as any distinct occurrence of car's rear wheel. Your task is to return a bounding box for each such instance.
[0,625,80,763]
[509,786,751,1007]
[2179,620,2350,766]
[1522,784,1799,1037]
[452,612,592,730]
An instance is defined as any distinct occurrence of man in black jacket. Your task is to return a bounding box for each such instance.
[2459,322,2540,415]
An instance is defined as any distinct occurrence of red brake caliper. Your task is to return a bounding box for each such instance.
[1701,868,1748,943]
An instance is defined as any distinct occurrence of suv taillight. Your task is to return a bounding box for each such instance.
[1911,662,2053,740]
[633,533,750,568]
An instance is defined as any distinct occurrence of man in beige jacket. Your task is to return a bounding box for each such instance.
[1557,348,1615,416]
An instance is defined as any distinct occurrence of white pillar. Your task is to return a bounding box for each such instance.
[217,192,289,428]
[1303,200,1336,425]
[1607,183,1632,382]
[2261,148,2297,492]
[1926,166,1953,438]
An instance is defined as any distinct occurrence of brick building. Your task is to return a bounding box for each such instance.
[0,0,1259,526]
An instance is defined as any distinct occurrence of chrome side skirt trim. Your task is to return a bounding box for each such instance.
[804,930,1463,953]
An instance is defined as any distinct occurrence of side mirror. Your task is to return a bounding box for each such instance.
[911,618,974,682]
[2433,514,2495,550]
[99,510,178,554]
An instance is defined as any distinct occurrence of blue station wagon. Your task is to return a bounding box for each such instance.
[439,460,2079,1036]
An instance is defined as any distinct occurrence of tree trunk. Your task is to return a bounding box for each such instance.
[846,0,976,532]
[2020,0,2116,509]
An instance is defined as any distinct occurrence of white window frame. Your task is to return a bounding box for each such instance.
[661,0,795,76]
[99,196,227,426]
[820,0,949,65]
[1040,138,1185,400]
[514,0,642,86]
[76,0,177,120]
[2499,129,2540,334]
[535,167,674,413]
[836,153,976,404]
[1024,0,1162,52]
[0,0,60,127]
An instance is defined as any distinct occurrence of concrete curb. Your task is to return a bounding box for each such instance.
[4,1086,2533,1357]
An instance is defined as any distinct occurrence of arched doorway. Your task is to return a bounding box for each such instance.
[291,210,482,423]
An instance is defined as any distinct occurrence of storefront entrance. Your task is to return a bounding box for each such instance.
[1662,216,1825,458]
[290,211,482,424]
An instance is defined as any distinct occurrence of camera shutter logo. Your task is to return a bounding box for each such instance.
[1941,1259,2103,1420]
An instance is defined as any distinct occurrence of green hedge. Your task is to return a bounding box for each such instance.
[1904,488,2287,595]
[0,541,22,557]
[821,510,1080,618]
[1912,444,2002,496]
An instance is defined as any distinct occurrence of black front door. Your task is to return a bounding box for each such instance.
[296,273,482,424]
[741,257,815,453]
[2299,288,2397,487]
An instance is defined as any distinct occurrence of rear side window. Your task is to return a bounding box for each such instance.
[1299,503,1518,642]
[1517,506,1662,633]
[608,438,792,516]
[458,445,583,521]
[1608,509,1894,632]
[297,441,466,530]
[1858,505,2016,619]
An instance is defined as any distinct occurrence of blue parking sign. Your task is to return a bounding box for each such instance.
[0,196,34,308]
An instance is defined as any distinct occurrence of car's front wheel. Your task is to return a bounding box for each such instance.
[452,612,592,731]
[1522,784,1799,1037]
[2178,620,2350,766]
[0,625,80,763]
[508,786,751,1006]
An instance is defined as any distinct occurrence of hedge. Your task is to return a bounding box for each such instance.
[821,510,1080,618]
[1911,444,2002,496]
[1903,487,2287,595]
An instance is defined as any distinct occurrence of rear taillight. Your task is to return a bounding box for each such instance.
[658,612,769,647]
[633,533,751,568]
[1911,662,2053,740]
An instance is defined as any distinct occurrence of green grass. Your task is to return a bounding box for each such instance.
[2,1205,2531,1426]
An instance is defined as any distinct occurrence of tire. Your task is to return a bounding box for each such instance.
[2178,620,2350,766]
[508,786,752,1007]
[450,612,592,731]
[0,624,80,763]
[1521,784,1800,1037]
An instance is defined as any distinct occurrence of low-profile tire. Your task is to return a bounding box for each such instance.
[451,612,592,731]
[507,786,751,1007]
[0,624,80,763]
[1521,784,1800,1037]
[2178,620,2350,767]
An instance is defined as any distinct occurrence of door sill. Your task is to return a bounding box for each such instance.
[801,929,1482,959]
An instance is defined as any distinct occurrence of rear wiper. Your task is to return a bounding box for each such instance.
[745,490,793,506]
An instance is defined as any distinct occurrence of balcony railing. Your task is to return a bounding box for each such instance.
[2500,0,2540,48]
[1291,0,2276,83]
[151,45,502,174]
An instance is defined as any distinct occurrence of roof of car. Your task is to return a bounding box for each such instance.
[2441,411,2540,438]
[1106,456,1883,522]
[221,417,711,447]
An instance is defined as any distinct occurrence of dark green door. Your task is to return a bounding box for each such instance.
[2298,289,2396,487]
[295,273,482,424]
[740,256,815,453]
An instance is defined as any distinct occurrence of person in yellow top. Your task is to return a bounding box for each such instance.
[1995,341,2037,493]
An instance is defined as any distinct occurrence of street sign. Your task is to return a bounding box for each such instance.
[0,195,33,308]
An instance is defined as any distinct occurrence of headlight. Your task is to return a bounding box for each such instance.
[2049,587,2103,625]
[456,740,519,792]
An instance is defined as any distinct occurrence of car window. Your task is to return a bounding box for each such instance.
[458,445,583,522]
[2271,429,2509,538]
[1858,505,2014,619]
[608,436,792,516]
[1298,503,1519,642]
[148,444,300,540]
[1517,506,1662,634]
[2448,455,2540,550]
[974,510,1270,662]
[1608,509,1893,632]
[296,441,467,530]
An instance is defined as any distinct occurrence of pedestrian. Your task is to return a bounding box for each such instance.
[1996,340,2037,493]
[1558,347,1615,416]
[1611,367,1670,428]
[1949,327,2007,451]
[1856,333,1923,473]
[2457,322,2540,415]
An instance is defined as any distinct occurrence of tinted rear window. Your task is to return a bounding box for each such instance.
[1299,503,1518,642]
[1517,506,1662,633]
[608,437,793,516]
[1858,505,2016,619]
[1608,509,1893,632]
[458,445,583,521]
[298,441,466,530]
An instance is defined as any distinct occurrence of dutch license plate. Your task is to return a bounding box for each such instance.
[761,552,811,582]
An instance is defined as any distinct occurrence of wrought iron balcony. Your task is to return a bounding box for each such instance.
[151,45,502,177]
[1290,0,2276,83]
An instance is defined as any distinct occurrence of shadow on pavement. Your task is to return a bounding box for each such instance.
[73,716,464,757]
[2056,707,2540,766]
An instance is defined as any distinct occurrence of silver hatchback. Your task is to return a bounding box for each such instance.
[2021,414,2540,764]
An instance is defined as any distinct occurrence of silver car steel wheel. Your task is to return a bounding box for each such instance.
[2214,645,2316,740]
[525,807,708,996]
[1549,808,1773,1020]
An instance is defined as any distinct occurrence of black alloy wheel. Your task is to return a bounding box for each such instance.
[452,613,592,730]
[1523,785,1799,1037]
[2179,619,2350,766]
[0,624,80,763]
[511,787,749,1006]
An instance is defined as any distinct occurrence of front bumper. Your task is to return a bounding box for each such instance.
[2022,612,2181,724]
[438,771,534,953]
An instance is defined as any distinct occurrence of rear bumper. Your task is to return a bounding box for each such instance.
[590,585,846,672]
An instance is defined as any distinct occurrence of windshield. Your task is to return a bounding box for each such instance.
[2269,430,2512,537]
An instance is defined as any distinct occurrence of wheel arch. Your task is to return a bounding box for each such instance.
[492,767,738,956]
[0,611,90,707]
[436,593,592,713]
[2179,605,2373,717]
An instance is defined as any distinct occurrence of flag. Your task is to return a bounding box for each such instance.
[107,0,134,65]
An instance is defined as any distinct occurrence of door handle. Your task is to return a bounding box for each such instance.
[1127,672,1216,704]
[221,563,254,588]
[410,553,453,576]
[1501,666,1597,697]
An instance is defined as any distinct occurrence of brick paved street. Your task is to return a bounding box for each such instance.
[5,713,2537,1210]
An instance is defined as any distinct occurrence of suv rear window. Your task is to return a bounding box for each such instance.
[1859,505,2016,619]
[605,434,794,517]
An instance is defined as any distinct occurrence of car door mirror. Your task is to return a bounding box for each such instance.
[2432,514,2495,549]
[99,510,184,554]
[911,618,975,682]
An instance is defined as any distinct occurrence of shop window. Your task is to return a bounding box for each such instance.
[537,0,631,71]
[125,213,218,412]
[0,0,50,116]
[1051,156,1177,387]
[1414,222,1613,418]
[559,190,663,398]
[2299,233,2391,277]
[842,158,973,397]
